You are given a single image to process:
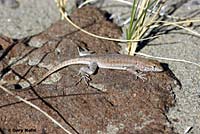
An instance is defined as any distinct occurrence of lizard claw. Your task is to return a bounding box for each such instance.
[135,72,147,81]
[127,68,147,81]
[75,72,91,86]
[81,74,91,86]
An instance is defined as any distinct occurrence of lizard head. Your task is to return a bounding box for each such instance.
[140,60,164,72]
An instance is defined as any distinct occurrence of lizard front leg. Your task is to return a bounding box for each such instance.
[126,67,147,81]
[78,62,98,85]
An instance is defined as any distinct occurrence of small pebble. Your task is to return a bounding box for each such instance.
[28,38,45,48]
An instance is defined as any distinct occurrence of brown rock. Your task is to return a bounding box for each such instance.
[0,7,178,134]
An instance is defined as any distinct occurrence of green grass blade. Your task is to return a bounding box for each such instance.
[127,0,137,39]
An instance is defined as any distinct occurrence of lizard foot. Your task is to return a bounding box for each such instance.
[80,74,91,86]
[75,72,91,86]
[135,72,147,81]
[126,68,147,81]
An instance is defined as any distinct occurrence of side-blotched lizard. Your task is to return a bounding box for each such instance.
[32,49,164,87]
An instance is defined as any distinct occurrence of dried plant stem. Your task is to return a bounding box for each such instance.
[56,1,158,42]
[136,52,200,67]
[0,85,73,134]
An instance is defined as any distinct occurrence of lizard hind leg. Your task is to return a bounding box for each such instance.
[77,62,98,86]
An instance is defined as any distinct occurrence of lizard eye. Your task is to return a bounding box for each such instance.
[152,65,156,70]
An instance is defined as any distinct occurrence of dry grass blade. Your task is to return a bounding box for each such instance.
[54,0,67,20]
[55,0,158,42]
[160,20,200,37]
[126,0,165,55]
[136,52,200,68]
[0,85,73,134]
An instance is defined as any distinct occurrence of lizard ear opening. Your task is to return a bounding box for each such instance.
[14,84,22,90]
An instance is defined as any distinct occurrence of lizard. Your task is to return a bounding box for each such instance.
[27,47,164,88]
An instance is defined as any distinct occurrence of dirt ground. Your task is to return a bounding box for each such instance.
[0,0,199,134]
